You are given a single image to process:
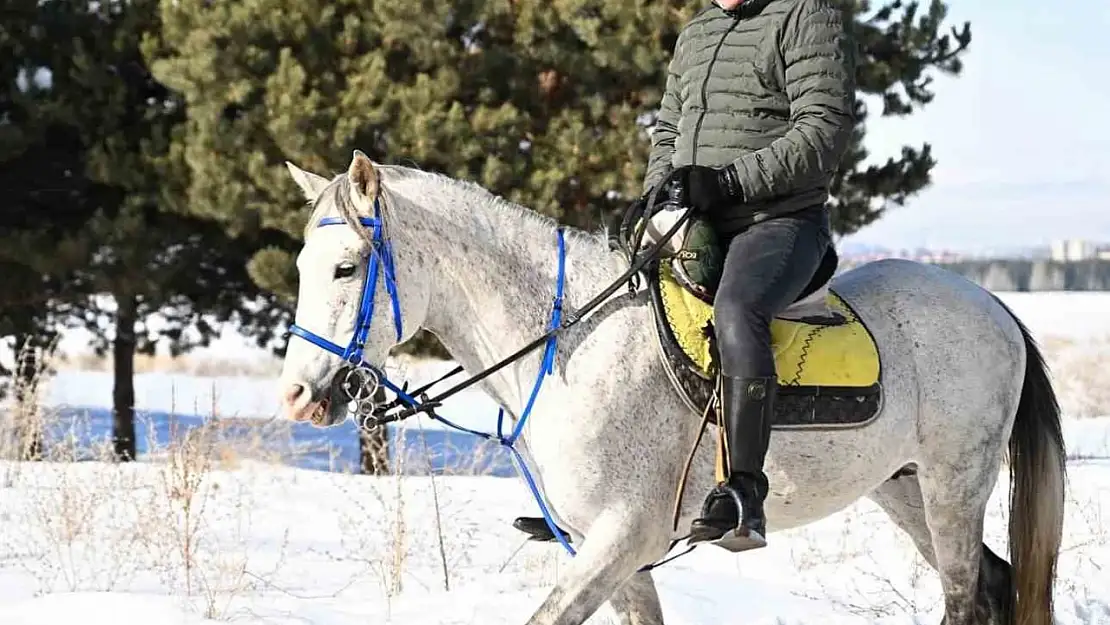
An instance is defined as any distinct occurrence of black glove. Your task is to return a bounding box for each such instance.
[656,164,743,213]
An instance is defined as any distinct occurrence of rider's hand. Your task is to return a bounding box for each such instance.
[657,164,743,214]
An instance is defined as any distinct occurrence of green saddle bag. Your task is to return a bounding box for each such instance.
[670,215,723,303]
[634,178,724,304]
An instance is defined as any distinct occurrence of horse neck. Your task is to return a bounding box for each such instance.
[384,170,619,414]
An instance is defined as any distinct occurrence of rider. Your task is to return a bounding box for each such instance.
[513,0,856,548]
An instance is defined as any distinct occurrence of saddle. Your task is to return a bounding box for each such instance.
[630,207,883,430]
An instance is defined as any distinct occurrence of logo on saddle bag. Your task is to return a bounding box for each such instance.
[671,217,723,301]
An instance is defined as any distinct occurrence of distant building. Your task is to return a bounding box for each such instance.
[1050,239,1099,262]
[839,247,969,265]
[841,240,1110,265]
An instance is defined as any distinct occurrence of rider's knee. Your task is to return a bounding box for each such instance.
[712,298,771,348]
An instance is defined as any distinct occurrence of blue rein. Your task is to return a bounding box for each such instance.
[287,198,575,555]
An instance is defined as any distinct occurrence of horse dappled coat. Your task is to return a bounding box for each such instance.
[277,153,1066,625]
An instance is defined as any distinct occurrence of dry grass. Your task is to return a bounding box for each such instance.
[783,473,1109,622]
[0,353,299,620]
[0,347,541,621]
[0,338,55,465]
[1040,334,1110,419]
[307,420,551,604]
[0,409,297,620]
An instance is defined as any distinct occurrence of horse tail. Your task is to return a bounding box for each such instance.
[996,297,1067,625]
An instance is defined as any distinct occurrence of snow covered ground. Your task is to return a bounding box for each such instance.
[0,290,1108,624]
[0,447,1108,624]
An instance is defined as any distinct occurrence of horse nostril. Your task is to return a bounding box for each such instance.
[284,383,306,406]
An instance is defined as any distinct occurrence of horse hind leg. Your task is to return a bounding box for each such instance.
[868,469,937,568]
[607,570,666,625]
[868,471,1014,625]
[977,543,1015,625]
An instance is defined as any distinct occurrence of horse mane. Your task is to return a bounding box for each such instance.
[304,163,610,252]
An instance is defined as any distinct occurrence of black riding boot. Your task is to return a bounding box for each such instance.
[688,375,774,548]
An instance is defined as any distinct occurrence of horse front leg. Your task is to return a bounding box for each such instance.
[524,509,669,625]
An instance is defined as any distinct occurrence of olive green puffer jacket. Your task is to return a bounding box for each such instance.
[643,0,857,233]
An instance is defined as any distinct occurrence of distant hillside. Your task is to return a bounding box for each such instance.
[839,258,1110,291]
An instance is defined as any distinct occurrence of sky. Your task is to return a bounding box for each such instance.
[841,0,1110,253]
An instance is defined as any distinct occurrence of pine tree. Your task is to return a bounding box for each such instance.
[0,0,100,457]
[147,1,694,234]
[67,0,290,459]
[1,0,284,461]
[151,0,969,232]
[829,0,971,235]
[148,0,970,360]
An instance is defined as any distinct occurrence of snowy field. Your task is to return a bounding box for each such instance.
[0,290,1108,624]
[0,449,1107,625]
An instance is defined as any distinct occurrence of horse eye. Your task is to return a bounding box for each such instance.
[334,262,358,279]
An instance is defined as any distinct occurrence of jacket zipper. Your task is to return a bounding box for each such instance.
[690,16,741,166]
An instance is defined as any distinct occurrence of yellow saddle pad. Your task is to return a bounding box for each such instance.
[657,263,880,388]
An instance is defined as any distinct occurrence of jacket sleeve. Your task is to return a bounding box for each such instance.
[642,53,683,195]
[728,0,856,203]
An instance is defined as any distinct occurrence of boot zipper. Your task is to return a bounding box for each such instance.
[690,16,742,167]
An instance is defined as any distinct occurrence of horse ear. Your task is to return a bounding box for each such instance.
[285,161,330,202]
[347,149,378,200]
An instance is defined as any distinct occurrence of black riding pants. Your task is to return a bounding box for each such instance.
[713,208,831,380]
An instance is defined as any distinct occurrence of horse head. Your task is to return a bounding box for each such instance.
[278,151,432,425]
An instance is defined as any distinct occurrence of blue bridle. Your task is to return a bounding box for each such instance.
[286,198,576,554]
[288,199,404,373]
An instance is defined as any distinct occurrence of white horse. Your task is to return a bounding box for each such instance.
[278,151,1066,625]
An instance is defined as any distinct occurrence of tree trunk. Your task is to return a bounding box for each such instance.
[112,294,138,461]
[10,334,45,461]
[359,385,390,474]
